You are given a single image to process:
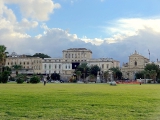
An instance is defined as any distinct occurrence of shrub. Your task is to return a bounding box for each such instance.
[16,78,24,84]
[16,74,25,84]
[1,71,9,83]
[30,75,40,83]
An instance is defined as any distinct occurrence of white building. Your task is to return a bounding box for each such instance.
[43,48,120,80]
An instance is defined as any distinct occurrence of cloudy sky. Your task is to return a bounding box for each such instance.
[0,0,160,65]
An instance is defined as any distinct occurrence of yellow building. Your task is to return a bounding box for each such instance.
[5,52,42,74]
[121,51,149,80]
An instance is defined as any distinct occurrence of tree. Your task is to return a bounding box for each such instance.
[104,71,109,82]
[149,70,157,83]
[90,65,101,77]
[145,63,160,81]
[141,70,149,83]
[0,45,8,72]
[32,53,51,59]
[75,71,81,81]
[109,67,122,80]
[12,65,23,75]
[51,73,60,80]
[0,71,10,83]
[76,63,90,82]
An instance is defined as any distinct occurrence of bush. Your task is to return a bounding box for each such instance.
[30,75,40,83]
[1,71,9,83]
[16,74,25,84]
[16,78,24,84]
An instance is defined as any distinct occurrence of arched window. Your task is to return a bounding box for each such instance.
[135,61,137,66]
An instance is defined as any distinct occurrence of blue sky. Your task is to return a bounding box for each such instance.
[1,0,160,65]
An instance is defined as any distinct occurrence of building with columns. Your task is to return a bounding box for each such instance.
[121,51,149,80]
[5,48,120,80]
[43,48,120,80]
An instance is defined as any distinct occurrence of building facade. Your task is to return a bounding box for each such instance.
[121,51,149,80]
[5,49,120,80]
[5,52,42,74]
[43,48,120,80]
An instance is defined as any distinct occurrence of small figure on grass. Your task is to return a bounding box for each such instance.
[44,78,47,86]
[139,78,142,85]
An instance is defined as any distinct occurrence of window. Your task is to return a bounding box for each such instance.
[102,64,104,69]
[66,54,67,58]
[44,64,46,69]
[107,64,109,68]
[59,65,61,69]
[66,65,67,69]
[135,61,137,66]
[55,65,57,69]
[49,64,51,69]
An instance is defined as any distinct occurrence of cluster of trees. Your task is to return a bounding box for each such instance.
[32,53,51,59]
[74,63,122,83]
[135,63,160,83]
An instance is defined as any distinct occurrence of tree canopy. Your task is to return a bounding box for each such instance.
[109,67,122,80]
[75,63,90,81]
[0,45,8,72]
[32,53,51,59]
[90,65,100,77]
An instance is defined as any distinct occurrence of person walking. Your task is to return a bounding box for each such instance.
[44,77,46,86]
[139,78,142,85]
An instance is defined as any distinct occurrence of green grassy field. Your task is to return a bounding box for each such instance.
[0,83,160,120]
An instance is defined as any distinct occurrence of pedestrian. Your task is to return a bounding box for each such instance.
[44,78,46,86]
[139,78,142,85]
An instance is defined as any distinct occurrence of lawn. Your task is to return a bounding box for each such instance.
[0,83,160,120]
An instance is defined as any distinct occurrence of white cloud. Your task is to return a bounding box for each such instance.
[0,0,160,64]
[103,18,160,43]
[3,0,61,21]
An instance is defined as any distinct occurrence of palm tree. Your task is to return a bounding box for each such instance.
[75,71,82,81]
[149,70,157,83]
[141,70,149,83]
[12,65,22,76]
[0,45,8,72]
[76,63,90,82]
